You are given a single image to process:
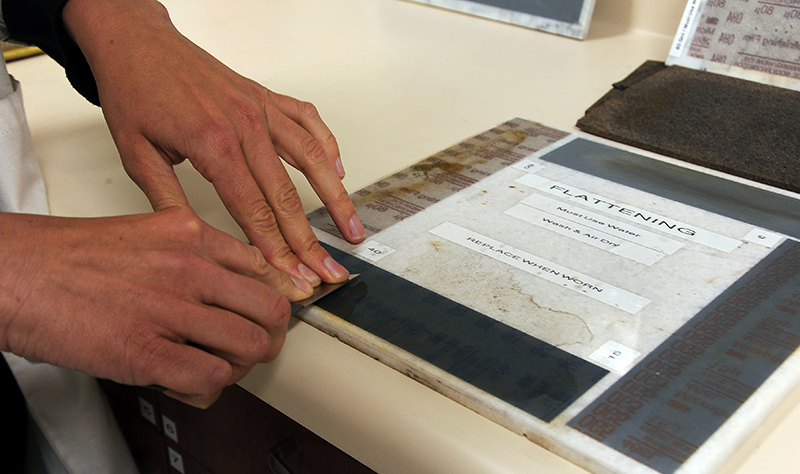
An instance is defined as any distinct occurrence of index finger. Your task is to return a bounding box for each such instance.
[262,98,366,247]
[267,90,344,178]
[239,125,355,283]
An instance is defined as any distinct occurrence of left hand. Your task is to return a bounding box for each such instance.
[62,0,366,287]
[0,209,299,408]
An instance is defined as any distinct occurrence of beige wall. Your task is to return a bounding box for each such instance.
[593,0,687,37]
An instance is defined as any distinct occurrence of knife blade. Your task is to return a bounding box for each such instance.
[290,273,359,315]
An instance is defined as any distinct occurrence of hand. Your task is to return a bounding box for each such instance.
[0,210,298,407]
[62,0,366,288]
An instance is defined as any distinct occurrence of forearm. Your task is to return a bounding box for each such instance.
[61,0,176,92]
[1,0,174,106]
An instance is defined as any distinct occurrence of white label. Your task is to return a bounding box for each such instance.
[353,240,396,262]
[162,415,178,443]
[518,179,742,253]
[667,0,704,61]
[515,173,550,190]
[138,397,156,426]
[512,159,543,174]
[167,447,185,473]
[429,223,650,314]
[589,340,642,373]
[505,204,665,265]
[744,228,784,248]
[519,193,685,255]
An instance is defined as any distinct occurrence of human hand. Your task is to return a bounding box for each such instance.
[0,210,298,407]
[62,0,366,289]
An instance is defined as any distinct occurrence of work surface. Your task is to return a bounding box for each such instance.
[9,0,800,472]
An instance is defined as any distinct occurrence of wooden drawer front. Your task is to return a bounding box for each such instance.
[102,382,376,474]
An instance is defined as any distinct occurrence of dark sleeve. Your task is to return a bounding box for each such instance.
[2,0,100,105]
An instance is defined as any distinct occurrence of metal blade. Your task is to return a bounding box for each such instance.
[290,274,359,315]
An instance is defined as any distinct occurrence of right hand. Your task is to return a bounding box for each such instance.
[0,209,298,407]
[62,0,366,288]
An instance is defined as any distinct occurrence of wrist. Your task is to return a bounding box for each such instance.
[61,0,173,81]
[0,213,46,353]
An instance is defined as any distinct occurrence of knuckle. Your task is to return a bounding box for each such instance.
[170,211,206,241]
[154,213,210,260]
[244,244,271,274]
[197,120,241,165]
[269,181,304,217]
[329,184,352,207]
[122,329,170,384]
[212,132,242,162]
[263,244,296,268]
[239,327,271,363]
[244,201,280,234]
[199,360,232,391]
[174,252,207,280]
[235,101,265,131]
[273,296,291,325]
[302,137,329,167]
[297,100,320,120]
[323,132,339,152]
[153,248,208,285]
[291,232,324,257]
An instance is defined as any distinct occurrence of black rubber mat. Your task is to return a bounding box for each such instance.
[316,244,609,423]
[577,61,800,194]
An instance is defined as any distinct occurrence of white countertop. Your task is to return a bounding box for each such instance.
[9,0,800,472]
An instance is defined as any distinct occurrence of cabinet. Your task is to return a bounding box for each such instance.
[99,381,376,474]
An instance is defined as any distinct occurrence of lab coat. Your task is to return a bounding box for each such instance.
[0,56,139,474]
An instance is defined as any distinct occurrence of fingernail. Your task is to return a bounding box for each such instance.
[291,275,313,294]
[324,256,349,280]
[334,157,345,179]
[349,215,366,241]
[298,263,321,285]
